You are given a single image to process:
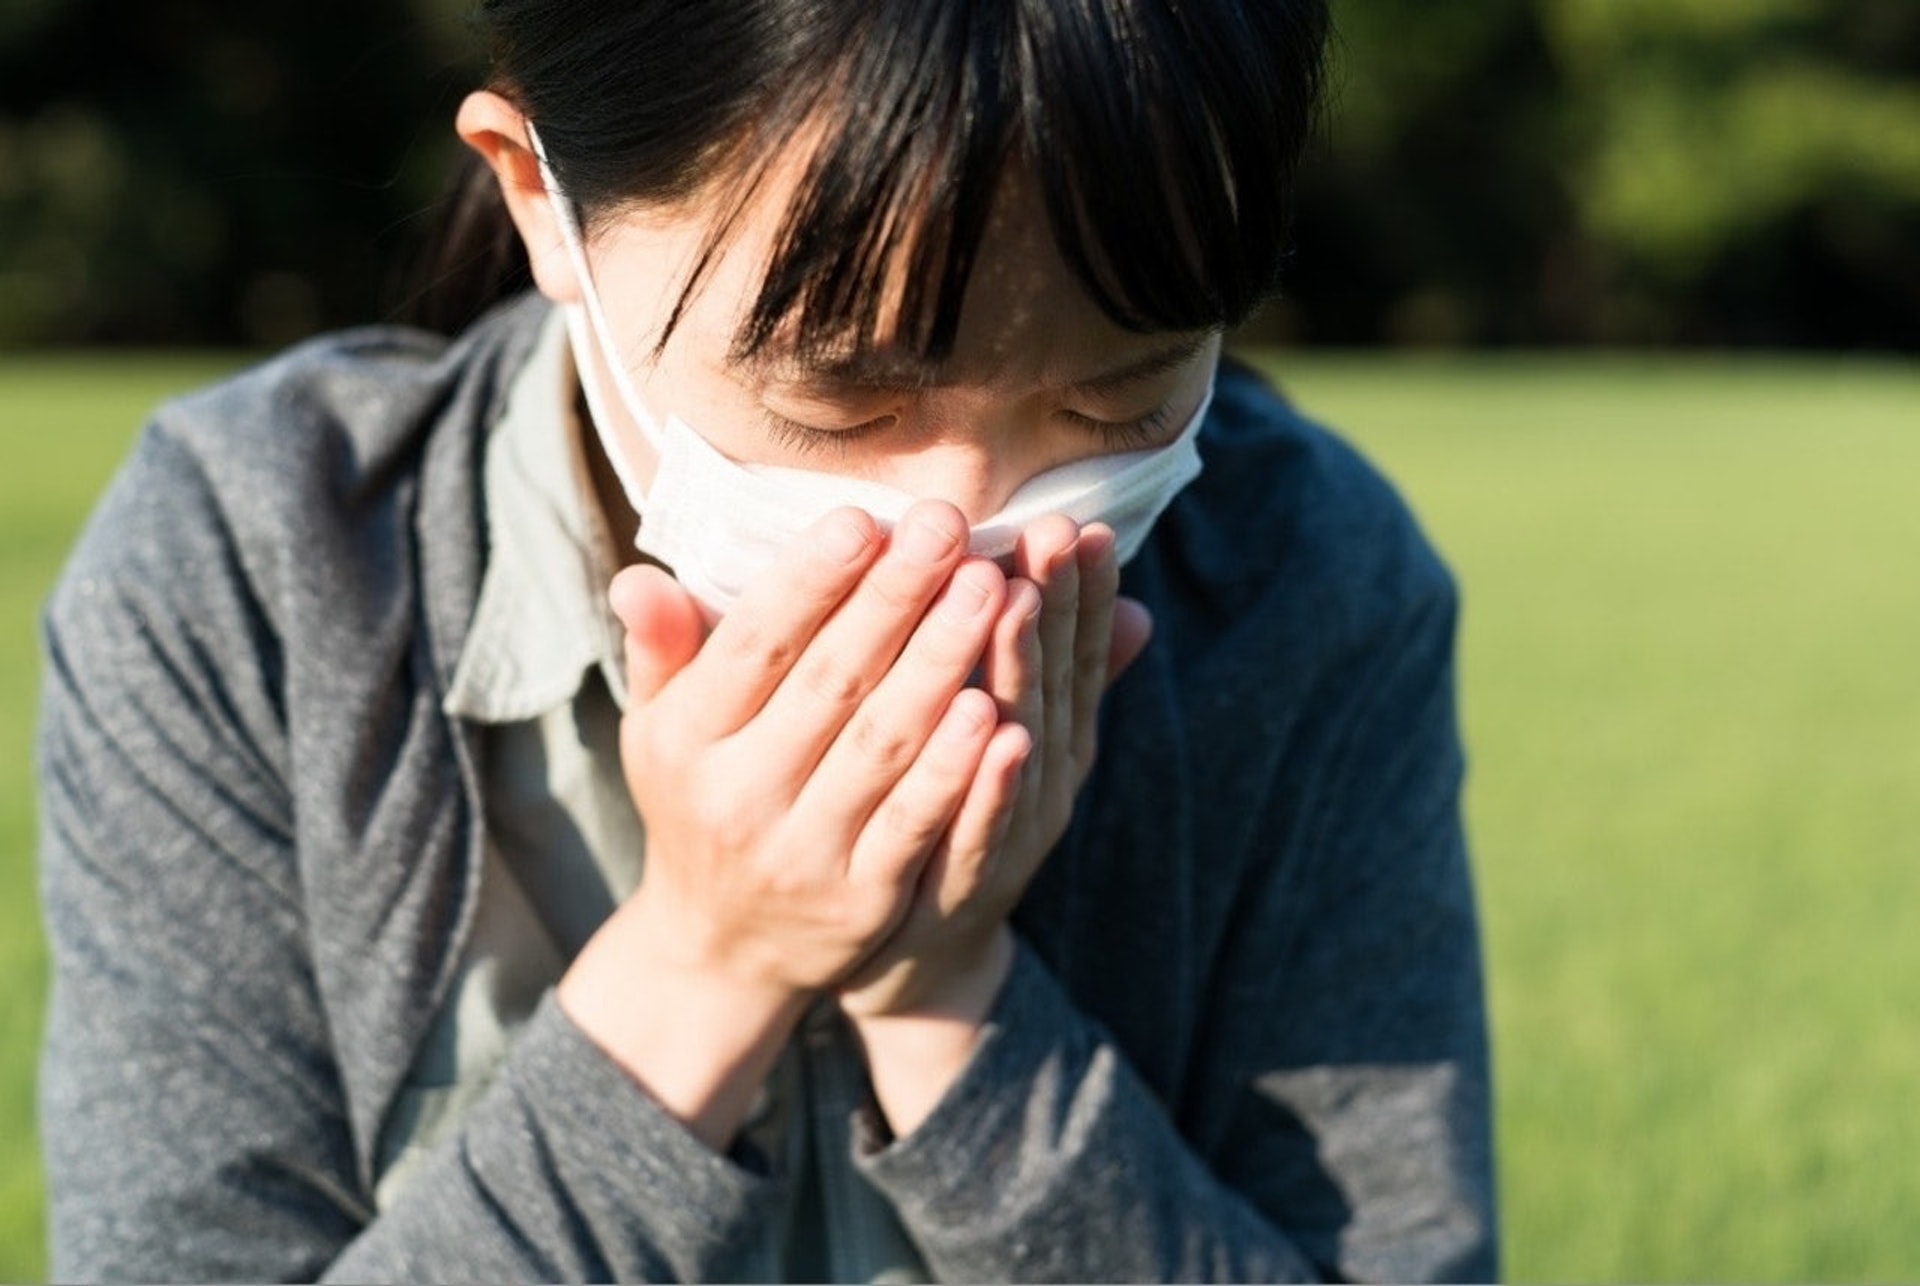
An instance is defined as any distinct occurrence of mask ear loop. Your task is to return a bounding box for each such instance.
[525,122,665,508]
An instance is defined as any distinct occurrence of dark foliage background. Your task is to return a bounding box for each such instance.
[2,0,1916,349]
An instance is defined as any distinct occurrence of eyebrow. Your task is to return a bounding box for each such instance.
[1067,336,1212,395]
[750,334,1210,395]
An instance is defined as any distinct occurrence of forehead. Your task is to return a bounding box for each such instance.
[687,158,1181,387]
[592,119,1212,392]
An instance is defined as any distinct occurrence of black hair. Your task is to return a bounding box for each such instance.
[410,0,1329,359]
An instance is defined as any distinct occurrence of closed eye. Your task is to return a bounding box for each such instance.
[1060,404,1179,450]
[760,410,897,457]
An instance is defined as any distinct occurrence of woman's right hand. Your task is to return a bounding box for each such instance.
[556,500,1024,1148]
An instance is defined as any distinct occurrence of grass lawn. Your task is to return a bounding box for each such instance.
[1268,353,1920,1281]
[0,353,247,1282]
[2,347,1916,1282]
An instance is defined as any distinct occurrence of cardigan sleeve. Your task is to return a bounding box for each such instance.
[36,419,781,1282]
[854,567,1497,1283]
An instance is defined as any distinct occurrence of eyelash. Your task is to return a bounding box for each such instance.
[761,412,895,457]
[761,403,1178,456]
[1063,404,1179,448]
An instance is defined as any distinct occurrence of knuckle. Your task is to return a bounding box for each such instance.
[863,567,933,617]
[1046,710,1074,760]
[845,709,920,777]
[1085,555,1120,597]
[847,883,911,945]
[1072,629,1109,674]
[689,789,750,847]
[909,625,986,682]
[797,653,877,708]
[626,714,682,776]
[1016,623,1044,670]
[872,789,945,853]
[1016,676,1045,724]
[763,858,817,902]
[1040,582,1078,625]
[721,616,801,678]
[1045,550,1082,596]
[1043,656,1075,710]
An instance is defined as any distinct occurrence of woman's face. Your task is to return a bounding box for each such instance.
[522,120,1221,525]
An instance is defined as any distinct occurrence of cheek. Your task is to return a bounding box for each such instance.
[585,226,773,457]
[622,336,780,465]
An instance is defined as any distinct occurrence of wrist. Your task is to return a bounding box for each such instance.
[558,896,810,1151]
[839,917,1014,1021]
[844,927,1015,1136]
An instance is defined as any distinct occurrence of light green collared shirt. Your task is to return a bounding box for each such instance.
[374,307,925,1282]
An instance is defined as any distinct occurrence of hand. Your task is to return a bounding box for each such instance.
[837,517,1153,1023]
[556,501,1013,1145]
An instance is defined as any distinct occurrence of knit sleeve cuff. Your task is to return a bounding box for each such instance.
[850,938,1094,1207]
[484,993,784,1267]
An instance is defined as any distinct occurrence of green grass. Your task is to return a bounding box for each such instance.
[2,349,1916,1281]
[0,352,248,1283]
[1263,353,1920,1282]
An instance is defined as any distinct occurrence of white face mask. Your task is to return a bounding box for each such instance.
[528,124,1213,616]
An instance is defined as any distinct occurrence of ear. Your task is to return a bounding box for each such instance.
[455,90,584,304]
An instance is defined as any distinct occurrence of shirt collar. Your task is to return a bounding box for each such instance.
[443,306,630,724]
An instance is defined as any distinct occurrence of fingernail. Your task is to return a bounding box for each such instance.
[937,567,993,624]
[822,513,872,565]
[1012,581,1042,619]
[901,512,961,564]
[1081,525,1115,564]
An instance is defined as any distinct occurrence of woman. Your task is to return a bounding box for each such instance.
[38,1,1496,1280]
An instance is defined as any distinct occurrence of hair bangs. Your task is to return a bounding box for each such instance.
[716,4,1013,364]
[1016,0,1329,334]
[429,2,1327,346]
[670,0,1327,363]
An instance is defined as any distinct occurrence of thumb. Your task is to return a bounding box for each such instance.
[1106,596,1154,683]
[608,563,706,705]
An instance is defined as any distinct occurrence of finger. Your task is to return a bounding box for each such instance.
[927,720,1032,916]
[668,506,882,737]
[803,558,1005,820]
[984,578,1042,813]
[1012,512,1081,585]
[751,501,969,777]
[608,563,707,707]
[1108,596,1154,681]
[983,578,1043,722]
[846,687,999,887]
[1069,524,1119,774]
[1022,519,1081,794]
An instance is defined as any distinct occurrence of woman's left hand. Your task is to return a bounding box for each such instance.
[837,517,1152,1028]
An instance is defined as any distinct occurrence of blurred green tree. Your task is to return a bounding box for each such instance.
[1281,0,1920,346]
[1541,0,1920,344]
[0,0,479,345]
[0,0,1913,348]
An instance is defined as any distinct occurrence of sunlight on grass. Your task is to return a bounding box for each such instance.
[1262,353,1920,1282]
[0,352,248,1284]
[2,348,1915,1282]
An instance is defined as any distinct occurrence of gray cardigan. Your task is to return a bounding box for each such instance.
[38,294,1496,1282]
